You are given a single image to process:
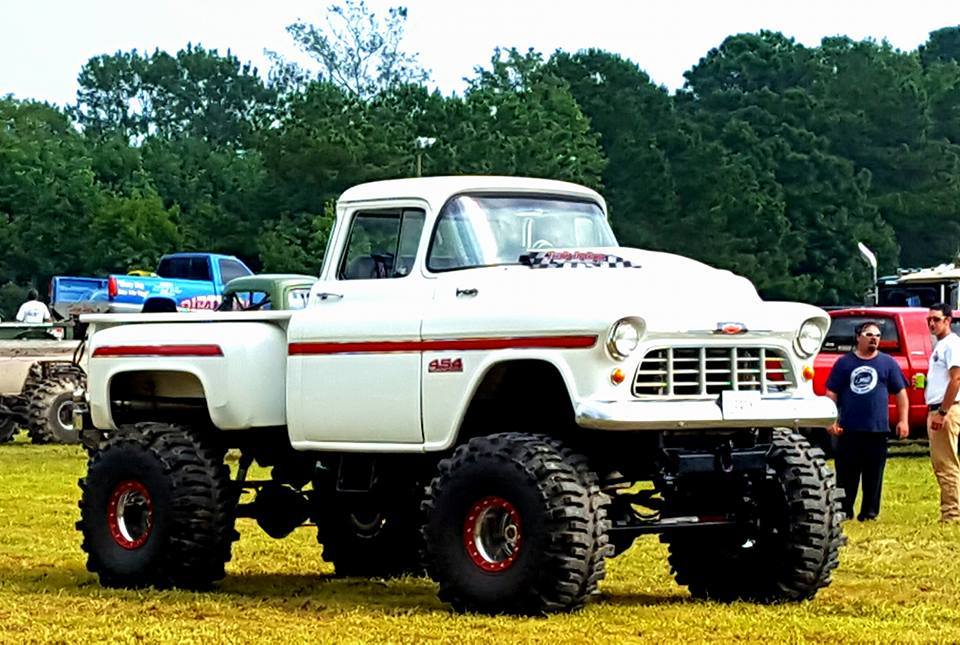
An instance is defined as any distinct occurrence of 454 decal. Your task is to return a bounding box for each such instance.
[428,357,463,373]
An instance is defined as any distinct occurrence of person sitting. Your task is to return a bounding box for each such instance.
[15,289,52,324]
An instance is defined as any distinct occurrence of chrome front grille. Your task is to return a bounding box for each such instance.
[632,346,795,397]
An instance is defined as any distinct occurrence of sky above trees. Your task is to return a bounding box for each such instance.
[2,0,959,105]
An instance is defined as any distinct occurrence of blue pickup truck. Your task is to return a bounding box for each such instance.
[51,253,253,317]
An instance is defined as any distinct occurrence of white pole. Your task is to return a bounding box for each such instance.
[857,242,878,305]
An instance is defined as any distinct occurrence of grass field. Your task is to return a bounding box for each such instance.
[0,439,958,644]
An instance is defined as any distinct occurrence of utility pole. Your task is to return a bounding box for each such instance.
[414,136,436,177]
[857,242,878,305]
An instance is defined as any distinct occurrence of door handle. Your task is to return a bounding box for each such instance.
[456,288,478,298]
[316,292,343,301]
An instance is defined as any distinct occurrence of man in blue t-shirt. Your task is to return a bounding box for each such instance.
[825,320,909,521]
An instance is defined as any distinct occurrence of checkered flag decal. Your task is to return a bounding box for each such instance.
[519,250,640,269]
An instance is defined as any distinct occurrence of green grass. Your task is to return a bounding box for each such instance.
[0,439,957,644]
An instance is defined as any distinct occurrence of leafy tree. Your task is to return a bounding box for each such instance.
[684,31,818,97]
[258,81,392,219]
[813,36,960,269]
[140,138,268,258]
[681,32,898,302]
[73,45,278,147]
[548,49,681,248]
[0,282,30,322]
[87,191,182,273]
[286,0,429,100]
[447,48,606,187]
[0,99,102,288]
[919,26,960,67]
[258,208,336,275]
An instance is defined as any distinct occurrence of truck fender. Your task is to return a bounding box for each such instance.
[423,353,580,451]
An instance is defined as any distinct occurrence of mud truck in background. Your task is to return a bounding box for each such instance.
[877,263,960,309]
[0,321,84,443]
[74,176,843,615]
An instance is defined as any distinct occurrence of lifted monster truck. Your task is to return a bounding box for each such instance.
[74,177,842,614]
[0,321,85,443]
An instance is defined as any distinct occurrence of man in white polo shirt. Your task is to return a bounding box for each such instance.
[925,303,960,523]
[14,289,51,324]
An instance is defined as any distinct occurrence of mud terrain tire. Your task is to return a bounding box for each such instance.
[421,433,610,614]
[26,374,82,444]
[662,429,844,602]
[77,422,238,589]
[0,416,18,442]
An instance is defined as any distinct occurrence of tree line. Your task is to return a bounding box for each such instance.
[2,4,960,317]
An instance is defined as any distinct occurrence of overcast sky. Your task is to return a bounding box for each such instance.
[2,0,960,107]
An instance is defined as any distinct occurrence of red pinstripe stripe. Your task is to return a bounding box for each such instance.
[92,344,224,358]
[288,335,597,355]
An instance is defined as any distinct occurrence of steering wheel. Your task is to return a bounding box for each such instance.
[531,239,554,250]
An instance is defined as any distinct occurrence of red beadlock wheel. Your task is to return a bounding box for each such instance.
[107,480,154,549]
[463,496,522,572]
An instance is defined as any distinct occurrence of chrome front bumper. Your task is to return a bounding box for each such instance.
[575,393,837,431]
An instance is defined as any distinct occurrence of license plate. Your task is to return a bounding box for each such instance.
[721,390,762,420]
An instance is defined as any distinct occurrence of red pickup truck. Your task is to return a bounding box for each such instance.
[812,307,960,438]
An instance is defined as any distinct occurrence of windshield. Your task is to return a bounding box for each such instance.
[822,316,900,353]
[427,195,616,272]
[878,281,958,308]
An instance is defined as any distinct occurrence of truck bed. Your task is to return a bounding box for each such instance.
[50,276,110,318]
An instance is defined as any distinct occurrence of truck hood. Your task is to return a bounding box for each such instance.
[434,247,824,334]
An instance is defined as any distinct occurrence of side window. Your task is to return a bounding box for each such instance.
[287,288,311,309]
[157,257,187,279]
[339,209,425,280]
[222,290,270,311]
[189,257,212,281]
[219,259,251,284]
[158,257,211,281]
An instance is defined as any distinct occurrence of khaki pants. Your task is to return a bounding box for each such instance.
[928,406,960,522]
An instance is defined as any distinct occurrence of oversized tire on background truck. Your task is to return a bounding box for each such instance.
[0,372,81,445]
[0,412,19,443]
[24,368,84,444]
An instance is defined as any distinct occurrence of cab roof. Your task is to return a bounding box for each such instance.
[336,176,606,212]
[223,274,316,292]
[896,264,960,282]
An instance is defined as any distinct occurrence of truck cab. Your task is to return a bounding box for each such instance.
[877,264,960,309]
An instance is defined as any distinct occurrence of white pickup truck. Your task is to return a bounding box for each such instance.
[75,176,842,614]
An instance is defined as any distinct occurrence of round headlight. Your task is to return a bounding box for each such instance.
[607,318,644,360]
[796,319,824,357]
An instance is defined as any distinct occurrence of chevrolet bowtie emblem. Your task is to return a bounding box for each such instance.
[716,322,747,335]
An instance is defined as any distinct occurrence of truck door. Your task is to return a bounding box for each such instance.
[286,207,428,445]
[901,314,933,431]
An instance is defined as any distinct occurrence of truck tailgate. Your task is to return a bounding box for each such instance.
[51,276,110,318]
